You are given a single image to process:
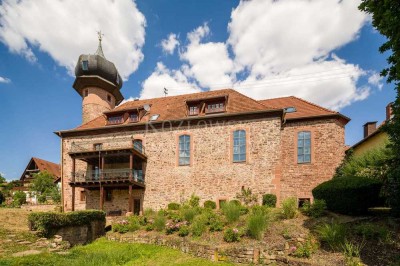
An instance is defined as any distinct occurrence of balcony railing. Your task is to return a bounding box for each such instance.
[70,139,146,156]
[72,169,144,183]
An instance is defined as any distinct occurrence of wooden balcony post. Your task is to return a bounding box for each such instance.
[129,154,133,181]
[72,158,76,182]
[128,185,133,212]
[101,155,105,180]
[71,187,75,212]
[100,185,104,210]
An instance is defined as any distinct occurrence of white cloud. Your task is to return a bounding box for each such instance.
[141,0,375,110]
[160,33,179,55]
[368,72,383,90]
[180,24,235,89]
[0,0,146,80]
[0,76,11,83]
[140,62,201,99]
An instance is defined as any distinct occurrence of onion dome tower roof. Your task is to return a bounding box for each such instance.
[73,32,124,105]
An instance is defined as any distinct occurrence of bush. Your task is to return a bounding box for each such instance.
[230,199,241,206]
[247,211,268,240]
[178,225,190,237]
[13,191,27,206]
[153,212,166,232]
[301,199,327,218]
[315,222,346,251]
[188,194,200,207]
[342,240,364,266]
[206,212,224,232]
[223,228,241,242]
[180,206,199,223]
[28,210,106,237]
[203,200,216,209]
[191,215,207,237]
[112,220,129,233]
[312,176,384,215]
[281,197,297,219]
[353,223,390,241]
[127,216,141,231]
[236,187,258,206]
[222,201,241,223]
[144,208,155,217]
[0,191,5,205]
[145,224,154,231]
[262,194,277,207]
[292,237,318,258]
[166,221,188,235]
[167,202,181,210]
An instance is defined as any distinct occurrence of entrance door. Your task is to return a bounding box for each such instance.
[133,199,141,215]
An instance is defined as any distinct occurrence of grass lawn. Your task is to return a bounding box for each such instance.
[0,238,231,266]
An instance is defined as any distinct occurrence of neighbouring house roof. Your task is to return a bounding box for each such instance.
[259,96,350,122]
[75,89,279,130]
[20,157,61,183]
[350,122,387,151]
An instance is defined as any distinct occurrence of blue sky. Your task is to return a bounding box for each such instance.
[0,0,396,180]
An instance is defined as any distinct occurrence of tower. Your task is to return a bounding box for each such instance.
[73,32,124,124]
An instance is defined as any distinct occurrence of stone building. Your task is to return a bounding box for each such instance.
[56,38,350,215]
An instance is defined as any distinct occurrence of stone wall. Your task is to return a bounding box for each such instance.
[61,115,345,212]
[53,220,105,246]
[279,119,346,203]
[106,232,311,265]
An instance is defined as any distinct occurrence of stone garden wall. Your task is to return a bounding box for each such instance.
[54,220,105,246]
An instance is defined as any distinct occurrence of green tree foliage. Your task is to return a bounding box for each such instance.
[30,171,60,203]
[359,0,400,215]
[0,173,6,184]
[13,191,27,206]
[0,191,5,205]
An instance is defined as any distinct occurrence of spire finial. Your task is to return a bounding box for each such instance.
[95,30,105,58]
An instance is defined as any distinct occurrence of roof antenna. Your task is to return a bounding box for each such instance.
[95,30,105,58]
[164,87,168,97]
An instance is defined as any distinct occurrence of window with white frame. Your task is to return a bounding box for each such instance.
[297,131,311,163]
[178,135,190,166]
[233,130,246,162]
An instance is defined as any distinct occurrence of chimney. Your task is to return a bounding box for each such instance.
[386,102,393,121]
[363,121,377,138]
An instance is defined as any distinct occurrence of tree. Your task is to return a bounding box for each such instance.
[13,191,26,206]
[30,171,60,203]
[0,173,6,184]
[359,1,400,215]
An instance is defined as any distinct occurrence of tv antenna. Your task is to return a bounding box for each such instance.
[164,87,168,97]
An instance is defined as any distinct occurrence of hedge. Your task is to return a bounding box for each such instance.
[28,210,106,237]
[167,202,180,210]
[312,176,383,215]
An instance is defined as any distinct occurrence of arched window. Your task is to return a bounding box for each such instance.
[233,130,246,162]
[298,131,311,163]
[179,135,191,166]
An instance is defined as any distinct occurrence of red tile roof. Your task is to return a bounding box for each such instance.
[32,157,60,179]
[76,89,275,130]
[259,96,349,122]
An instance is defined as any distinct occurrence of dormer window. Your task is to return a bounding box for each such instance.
[107,115,123,125]
[129,113,138,123]
[206,103,225,114]
[82,60,89,71]
[189,106,199,116]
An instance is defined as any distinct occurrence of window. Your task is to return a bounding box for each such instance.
[107,115,123,124]
[116,74,120,85]
[189,106,199,115]
[129,113,138,122]
[80,190,86,201]
[207,103,224,113]
[298,131,311,163]
[105,190,112,201]
[84,89,88,97]
[233,130,246,162]
[178,135,190,166]
[133,139,143,153]
[82,60,89,71]
[94,143,102,151]
[107,94,112,102]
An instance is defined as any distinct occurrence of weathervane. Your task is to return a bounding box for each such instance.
[95,30,105,58]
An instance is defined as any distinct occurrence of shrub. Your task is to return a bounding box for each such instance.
[153,212,166,232]
[204,200,216,209]
[145,224,154,231]
[315,222,346,251]
[230,199,241,206]
[178,225,190,237]
[112,220,129,233]
[301,199,327,218]
[28,210,106,237]
[312,176,383,215]
[247,211,268,240]
[236,187,258,206]
[188,194,200,208]
[167,202,181,210]
[180,206,199,223]
[191,215,207,237]
[292,237,318,258]
[37,194,47,203]
[222,201,241,223]
[207,212,224,232]
[281,197,297,219]
[223,228,240,242]
[127,216,141,231]
[262,194,277,207]
[167,211,183,222]
[144,208,155,217]
[0,191,4,205]
[13,191,27,206]
[354,223,390,241]
[342,240,364,266]
[166,221,188,235]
